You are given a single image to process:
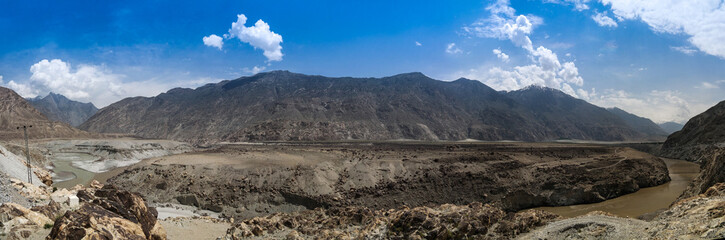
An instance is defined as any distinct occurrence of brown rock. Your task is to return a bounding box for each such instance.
[47,185,166,240]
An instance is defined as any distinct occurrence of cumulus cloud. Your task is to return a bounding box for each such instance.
[203,34,224,50]
[464,8,537,52]
[446,43,462,54]
[601,0,725,59]
[592,12,618,27]
[670,46,698,55]
[461,0,585,97]
[582,89,707,123]
[228,14,283,61]
[1,59,214,107]
[493,48,510,62]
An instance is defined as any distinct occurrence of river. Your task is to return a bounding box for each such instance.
[50,152,100,189]
[532,158,700,218]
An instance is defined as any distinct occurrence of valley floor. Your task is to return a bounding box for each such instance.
[3,139,721,239]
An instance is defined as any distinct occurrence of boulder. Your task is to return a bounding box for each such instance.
[48,185,166,240]
[48,203,147,240]
[0,202,53,236]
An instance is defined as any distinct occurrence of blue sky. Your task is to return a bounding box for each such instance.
[1,0,724,123]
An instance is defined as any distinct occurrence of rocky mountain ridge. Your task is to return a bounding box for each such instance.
[80,71,663,143]
[0,87,91,140]
[28,92,98,127]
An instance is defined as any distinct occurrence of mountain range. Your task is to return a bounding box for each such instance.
[28,92,98,127]
[79,71,667,143]
[0,87,91,140]
[606,107,668,137]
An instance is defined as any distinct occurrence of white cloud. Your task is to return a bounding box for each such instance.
[203,34,224,50]
[583,89,708,123]
[544,0,591,11]
[696,82,719,89]
[670,46,698,55]
[1,59,214,107]
[228,14,283,62]
[446,43,462,54]
[243,65,266,75]
[415,41,422,46]
[602,0,725,59]
[592,12,618,27]
[461,0,585,97]
[492,48,510,62]
[463,0,541,52]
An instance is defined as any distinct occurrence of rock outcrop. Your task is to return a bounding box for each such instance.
[48,184,166,240]
[521,183,725,239]
[660,100,725,163]
[660,100,725,199]
[80,71,660,143]
[0,202,54,239]
[221,202,560,239]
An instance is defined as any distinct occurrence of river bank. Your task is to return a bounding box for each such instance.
[531,158,700,218]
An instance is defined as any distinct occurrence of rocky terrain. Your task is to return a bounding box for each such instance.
[80,71,661,143]
[520,183,725,239]
[106,142,669,221]
[659,100,725,201]
[0,178,166,240]
[27,92,98,127]
[221,202,560,239]
[0,87,92,140]
[660,100,725,163]
[217,183,725,239]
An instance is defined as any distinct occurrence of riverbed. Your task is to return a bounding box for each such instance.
[532,158,700,218]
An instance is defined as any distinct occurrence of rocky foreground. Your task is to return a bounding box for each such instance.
[218,183,725,239]
[0,180,165,240]
[107,143,669,220]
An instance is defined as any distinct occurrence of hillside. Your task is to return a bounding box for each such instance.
[80,71,658,143]
[606,107,668,139]
[28,92,98,127]
[0,87,91,140]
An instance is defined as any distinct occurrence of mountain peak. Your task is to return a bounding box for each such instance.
[27,92,99,127]
[388,72,430,79]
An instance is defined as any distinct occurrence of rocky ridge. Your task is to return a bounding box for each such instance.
[27,92,98,127]
[0,87,91,140]
[660,100,725,200]
[80,71,661,143]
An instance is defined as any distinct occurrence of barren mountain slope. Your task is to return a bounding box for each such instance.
[0,87,91,140]
[80,71,656,143]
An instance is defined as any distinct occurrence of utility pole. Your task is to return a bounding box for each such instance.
[17,125,32,184]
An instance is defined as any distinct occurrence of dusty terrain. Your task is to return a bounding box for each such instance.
[106,142,669,221]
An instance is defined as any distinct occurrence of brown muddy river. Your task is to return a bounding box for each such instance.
[532,158,700,218]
